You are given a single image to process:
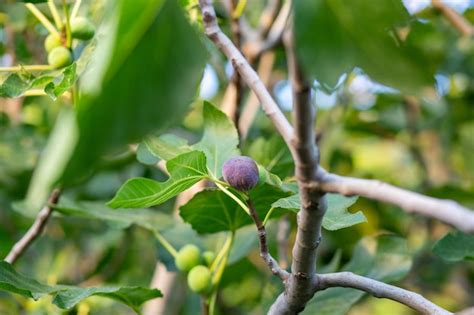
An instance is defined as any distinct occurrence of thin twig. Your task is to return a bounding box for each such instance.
[258,0,281,37]
[316,168,474,234]
[199,0,294,151]
[243,0,291,61]
[71,0,82,20]
[432,0,473,37]
[316,272,453,315]
[247,199,289,280]
[5,189,62,264]
[25,3,60,37]
[48,0,63,29]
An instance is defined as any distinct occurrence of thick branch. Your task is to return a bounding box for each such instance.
[5,188,61,264]
[316,272,452,315]
[248,199,289,280]
[432,0,473,37]
[267,28,327,315]
[316,168,474,234]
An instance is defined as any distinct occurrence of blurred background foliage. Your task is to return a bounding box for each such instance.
[0,0,473,314]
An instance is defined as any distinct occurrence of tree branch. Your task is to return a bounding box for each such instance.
[5,188,61,264]
[243,0,291,61]
[199,0,294,150]
[316,168,474,234]
[238,51,275,139]
[267,27,327,315]
[316,272,453,315]
[431,0,473,37]
[247,199,289,280]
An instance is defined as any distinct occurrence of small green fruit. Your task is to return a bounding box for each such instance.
[202,251,216,267]
[71,17,95,40]
[44,34,62,52]
[175,244,201,272]
[48,47,73,69]
[187,265,212,294]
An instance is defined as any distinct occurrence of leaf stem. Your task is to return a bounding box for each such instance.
[262,207,275,226]
[0,65,54,72]
[48,0,63,29]
[214,182,250,215]
[25,4,60,37]
[71,0,82,20]
[62,0,72,48]
[209,232,234,315]
[153,231,178,258]
[210,233,232,273]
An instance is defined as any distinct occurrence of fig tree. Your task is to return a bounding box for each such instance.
[44,34,62,52]
[187,265,212,294]
[71,17,95,40]
[222,156,259,191]
[48,47,73,69]
[175,244,201,272]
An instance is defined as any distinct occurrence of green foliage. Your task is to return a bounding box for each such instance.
[0,74,29,98]
[433,231,474,262]
[0,66,75,99]
[53,199,174,231]
[271,193,367,231]
[44,64,77,100]
[108,150,208,208]
[61,0,207,184]
[180,183,290,233]
[194,101,240,178]
[294,0,435,93]
[144,134,192,161]
[1,0,472,314]
[0,261,161,312]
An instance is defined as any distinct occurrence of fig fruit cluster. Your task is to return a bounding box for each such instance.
[222,156,259,191]
[45,17,95,69]
[174,245,216,294]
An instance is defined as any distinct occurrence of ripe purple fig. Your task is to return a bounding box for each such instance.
[222,156,259,191]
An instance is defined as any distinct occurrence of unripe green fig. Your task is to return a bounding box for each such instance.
[222,156,259,191]
[175,244,201,272]
[203,251,216,267]
[48,47,73,69]
[44,34,62,52]
[187,265,212,294]
[70,17,95,40]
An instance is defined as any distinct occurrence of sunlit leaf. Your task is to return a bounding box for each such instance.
[194,101,240,178]
[271,193,366,230]
[108,150,208,208]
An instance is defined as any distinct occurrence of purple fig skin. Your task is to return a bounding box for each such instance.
[222,156,259,191]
